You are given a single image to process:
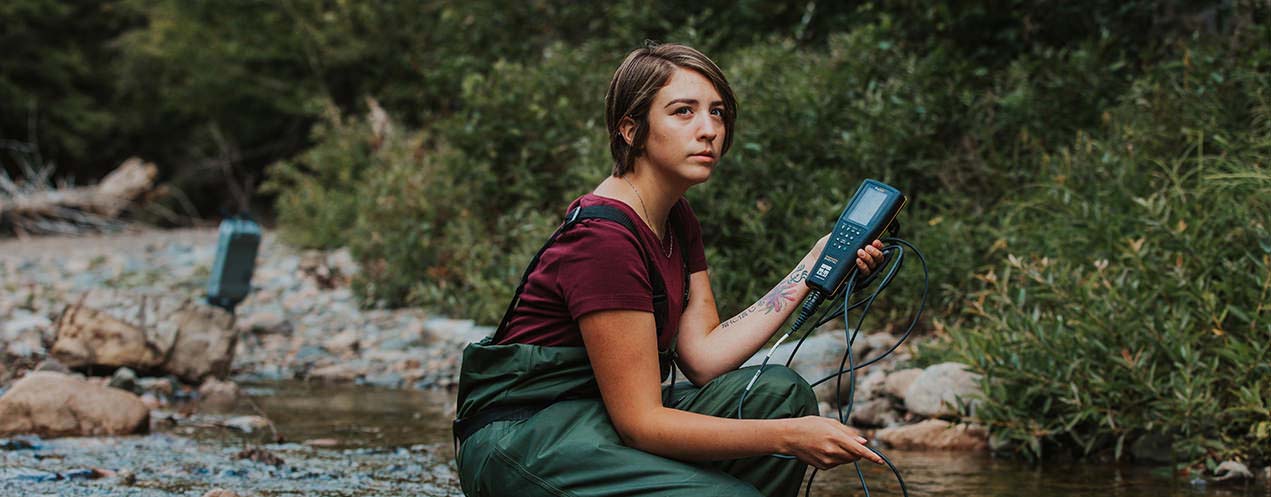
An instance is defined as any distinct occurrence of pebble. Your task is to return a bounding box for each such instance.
[198,378,240,407]
[0,435,40,450]
[223,415,272,434]
[109,367,141,394]
[303,438,339,448]
[203,487,244,497]
[1213,461,1254,482]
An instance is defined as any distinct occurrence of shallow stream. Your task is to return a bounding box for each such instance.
[2,381,1267,496]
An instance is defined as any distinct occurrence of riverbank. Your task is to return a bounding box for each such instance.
[0,228,489,393]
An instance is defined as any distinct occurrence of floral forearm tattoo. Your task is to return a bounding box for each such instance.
[721,263,809,328]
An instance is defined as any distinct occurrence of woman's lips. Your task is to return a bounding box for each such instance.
[689,152,716,163]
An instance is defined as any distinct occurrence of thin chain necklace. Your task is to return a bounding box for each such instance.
[621,176,673,258]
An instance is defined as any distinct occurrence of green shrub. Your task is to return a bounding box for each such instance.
[343,45,612,315]
[943,41,1271,465]
[263,106,380,249]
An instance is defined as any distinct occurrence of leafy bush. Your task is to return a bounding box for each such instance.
[942,40,1271,465]
[342,46,612,314]
[263,106,378,249]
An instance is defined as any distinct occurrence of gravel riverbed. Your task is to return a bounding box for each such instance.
[1,227,476,496]
[0,227,491,390]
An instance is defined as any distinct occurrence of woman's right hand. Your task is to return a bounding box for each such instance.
[781,416,884,470]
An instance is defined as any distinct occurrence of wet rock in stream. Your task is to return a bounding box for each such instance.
[0,372,149,437]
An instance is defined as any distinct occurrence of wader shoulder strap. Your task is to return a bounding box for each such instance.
[491,204,679,344]
[457,204,692,447]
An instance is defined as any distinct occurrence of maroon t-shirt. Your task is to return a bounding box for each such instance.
[496,193,708,350]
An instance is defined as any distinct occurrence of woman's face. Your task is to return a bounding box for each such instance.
[633,68,726,187]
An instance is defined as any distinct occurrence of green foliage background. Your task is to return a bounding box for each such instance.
[4,0,1269,467]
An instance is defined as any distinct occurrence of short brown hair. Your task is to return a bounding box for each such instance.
[605,42,737,176]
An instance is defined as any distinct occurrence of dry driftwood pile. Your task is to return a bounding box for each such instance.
[0,157,157,236]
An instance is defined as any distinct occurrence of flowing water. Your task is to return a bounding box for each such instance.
[2,381,1267,496]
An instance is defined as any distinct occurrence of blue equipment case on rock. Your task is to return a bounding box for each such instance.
[206,216,261,312]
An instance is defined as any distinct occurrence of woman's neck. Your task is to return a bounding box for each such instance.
[593,172,683,240]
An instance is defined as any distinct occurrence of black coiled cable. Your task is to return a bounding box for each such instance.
[735,238,928,497]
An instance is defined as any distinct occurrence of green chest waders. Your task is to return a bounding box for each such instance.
[454,205,688,444]
[453,205,816,497]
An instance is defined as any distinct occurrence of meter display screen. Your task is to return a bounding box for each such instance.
[847,188,887,225]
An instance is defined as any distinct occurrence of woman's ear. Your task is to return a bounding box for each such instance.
[619,116,638,147]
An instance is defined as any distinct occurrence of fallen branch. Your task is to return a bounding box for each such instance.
[0,157,157,235]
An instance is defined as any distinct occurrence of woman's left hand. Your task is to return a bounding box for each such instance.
[856,239,885,276]
[812,235,886,276]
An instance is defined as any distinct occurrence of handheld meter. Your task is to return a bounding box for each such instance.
[806,179,906,298]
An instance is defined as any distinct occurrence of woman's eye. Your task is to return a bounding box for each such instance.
[674,106,692,115]
[710,108,724,117]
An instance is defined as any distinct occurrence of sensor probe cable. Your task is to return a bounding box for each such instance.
[735,238,927,497]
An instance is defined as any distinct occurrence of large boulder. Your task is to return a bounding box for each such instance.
[848,398,901,428]
[50,301,236,383]
[875,419,988,451]
[882,368,923,400]
[903,362,983,418]
[0,371,149,437]
[741,330,906,405]
[742,331,847,402]
[50,305,164,369]
[162,305,237,383]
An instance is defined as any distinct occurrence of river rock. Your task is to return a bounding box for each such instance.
[10,333,46,358]
[883,368,922,400]
[51,302,236,383]
[51,304,165,370]
[223,415,271,433]
[162,305,237,383]
[237,445,285,466]
[198,378,240,406]
[1213,461,1254,482]
[323,329,360,357]
[50,301,169,371]
[852,369,887,405]
[860,333,898,362]
[2,311,52,340]
[109,367,140,394]
[308,363,363,383]
[904,362,982,418]
[742,331,852,402]
[848,398,900,428]
[202,488,244,497]
[237,309,291,335]
[0,371,149,437]
[875,419,988,451]
[138,376,176,397]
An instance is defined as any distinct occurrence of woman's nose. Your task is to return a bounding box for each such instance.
[697,115,720,142]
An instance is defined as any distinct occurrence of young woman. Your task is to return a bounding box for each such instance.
[455,43,887,497]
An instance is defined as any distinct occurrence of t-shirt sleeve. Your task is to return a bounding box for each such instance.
[554,220,655,320]
[677,198,709,273]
